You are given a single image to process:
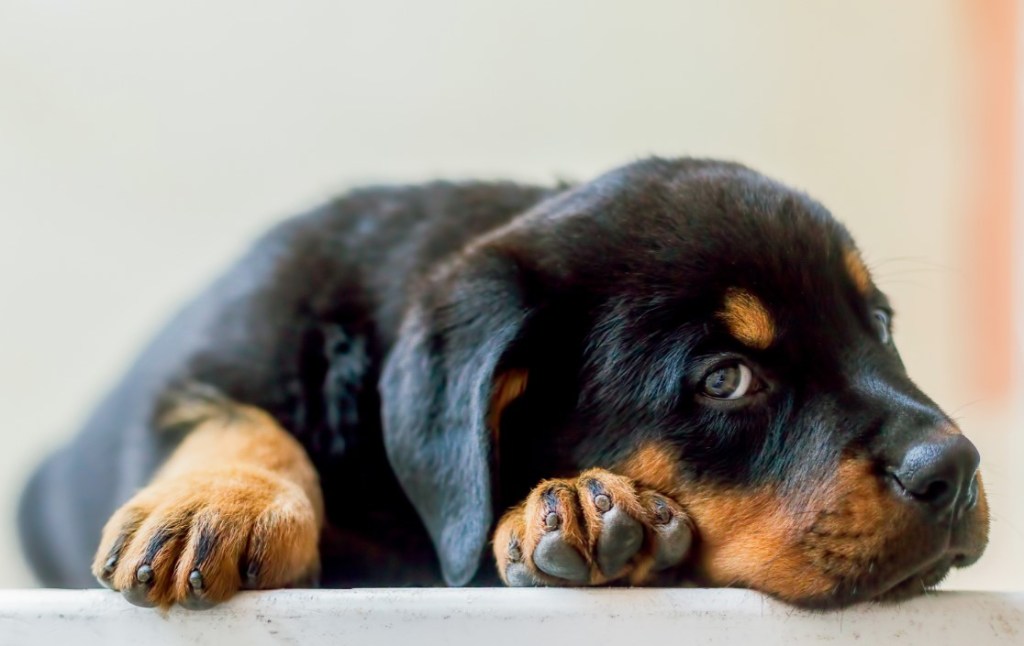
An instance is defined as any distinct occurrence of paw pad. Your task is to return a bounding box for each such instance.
[495,469,694,587]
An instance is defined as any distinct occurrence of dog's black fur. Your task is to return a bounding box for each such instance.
[18,158,986,605]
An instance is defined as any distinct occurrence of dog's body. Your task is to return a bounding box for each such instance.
[20,179,552,588]
[19,158,988,609]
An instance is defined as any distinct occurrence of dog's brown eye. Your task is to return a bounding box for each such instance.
[702,362,754,400]
[873,309,891,344]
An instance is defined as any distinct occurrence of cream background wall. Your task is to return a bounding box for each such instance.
[1,1,1020,590]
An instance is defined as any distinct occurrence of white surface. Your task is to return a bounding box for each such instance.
[0,589,1021,646]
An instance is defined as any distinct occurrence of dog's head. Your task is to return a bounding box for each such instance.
[381,158,989,607]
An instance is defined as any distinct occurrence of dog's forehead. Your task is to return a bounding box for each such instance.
[610,166,863,299]
[520,159,875,329]
[557,162,884,359]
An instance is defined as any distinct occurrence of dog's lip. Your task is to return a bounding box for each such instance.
[780,540,964,610]
[870,556,954,603]
[680,475,987,609]
[788,558,950,610]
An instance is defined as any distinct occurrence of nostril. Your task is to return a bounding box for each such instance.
[920,480,949,503]
[891,467,956,509]
[891,433,980,515]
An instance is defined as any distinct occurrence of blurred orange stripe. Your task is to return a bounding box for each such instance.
[965,0,1017,398]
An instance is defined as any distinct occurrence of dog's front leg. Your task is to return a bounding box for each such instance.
[493,469,694,587]
[92,386,323,609]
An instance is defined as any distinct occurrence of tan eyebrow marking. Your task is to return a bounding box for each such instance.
[844,249,873,295]
[718,288,775,350]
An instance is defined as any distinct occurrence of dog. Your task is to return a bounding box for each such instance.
[18,157,989,610]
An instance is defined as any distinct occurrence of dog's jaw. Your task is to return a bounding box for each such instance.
[616,443,989,608]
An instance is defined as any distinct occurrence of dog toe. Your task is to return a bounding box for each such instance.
[596,507,644,576]
[533,530,589,582]
[93,508,147,590]
[494,469,696,587]
[179,572,217,611]
[117,563,155,607]
[641,492,693,571]
[504,562,541,587]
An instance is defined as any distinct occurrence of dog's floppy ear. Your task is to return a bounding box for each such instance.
[380,253,529,586]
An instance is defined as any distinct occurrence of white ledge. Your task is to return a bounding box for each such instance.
[1,589,1022,645]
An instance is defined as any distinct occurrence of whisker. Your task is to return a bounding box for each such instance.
[945,398,992,417]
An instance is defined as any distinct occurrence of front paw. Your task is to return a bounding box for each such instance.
[493,469,693,586]
[92,466,320,609]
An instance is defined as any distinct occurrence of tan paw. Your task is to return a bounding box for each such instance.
[493,468,693,586]
[92,466,320,609]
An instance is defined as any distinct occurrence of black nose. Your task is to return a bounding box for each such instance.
[891,433,980,515]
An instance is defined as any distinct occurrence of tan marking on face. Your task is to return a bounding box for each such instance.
[489,369,529,439]
[618,445,850,599]
[718,289,775,350]
[687,459,924,603]
[695,458,990,604]
[616,441,682,494]
[683,485,834,601]
[616,443,826,597]
[844,249,873,295]
[617,446,990,606]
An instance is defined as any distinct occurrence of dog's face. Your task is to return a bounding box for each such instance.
[381,158,988,607]
[556,162,989,607]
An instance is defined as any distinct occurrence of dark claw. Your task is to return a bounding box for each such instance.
[180,569,215,610]
[505,563,541,587]
[653,498,673,525]
[244,560,261,589]
[534,532,589,583]
[596,508,643,576]
[97,556,118,590]
[122,569,155,609]
[98,533,129,588]
[121,526,174,595]
[508,543,523,562]
[136,564,153,583]
[652,515,694,571]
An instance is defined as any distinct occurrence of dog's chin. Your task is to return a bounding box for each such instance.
[785,556,955,611]
[691,521,986,611]
[784,509,990,609]
[870,560,953,603]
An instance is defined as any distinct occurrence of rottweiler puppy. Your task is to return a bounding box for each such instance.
[18,158,988,610]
